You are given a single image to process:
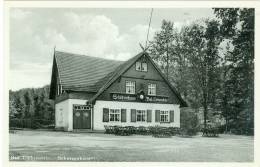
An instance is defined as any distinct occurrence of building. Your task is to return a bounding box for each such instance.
[49,50,187,131]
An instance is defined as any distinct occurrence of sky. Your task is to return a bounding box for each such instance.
[9,8,216,91]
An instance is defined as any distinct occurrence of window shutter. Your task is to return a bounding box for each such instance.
[131,109,136,122]
[147,110,152,122]
[155,110,160,122]
[103,108,109,122]
[170,110,174,122]
[121,109,127,122]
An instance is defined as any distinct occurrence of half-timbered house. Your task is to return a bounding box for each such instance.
[49,51,187,131]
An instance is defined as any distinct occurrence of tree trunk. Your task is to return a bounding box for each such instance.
[225,116,229,133]
[203,103,208,129]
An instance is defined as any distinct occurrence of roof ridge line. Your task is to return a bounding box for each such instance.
[55,50,125,63]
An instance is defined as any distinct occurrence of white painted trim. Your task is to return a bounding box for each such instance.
[108,108,121,122]
[136,110,147,122]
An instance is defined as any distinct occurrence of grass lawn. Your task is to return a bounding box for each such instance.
[9,130,254,162]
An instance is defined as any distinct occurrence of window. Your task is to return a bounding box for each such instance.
[57,84,60,95]
[148,83,156,95]
[109,109,121,122]
[136,61,147,72]
[142,62,147,71]
[126,81,135,94]
[136,110,146,122]
[160,111,169,122]
[57,84,65,95]
[136,62,142,71]
[60,85,66,94]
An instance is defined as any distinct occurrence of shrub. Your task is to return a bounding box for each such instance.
[104,125,182,137]
[104,125,113,134]
[151,126,172,138]
[9,118,54,129]
[136,126,149,135]
[126,126,136,134]
[180,109,199,136]
[168,127,180,136]
[202,126,219,137]
[107,126,133,136]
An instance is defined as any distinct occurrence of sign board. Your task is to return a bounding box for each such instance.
[110,93,168,103]
[111,93,137,101]
[145,96,168,103]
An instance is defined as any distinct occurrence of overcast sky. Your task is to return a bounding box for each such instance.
[10,8,215,91]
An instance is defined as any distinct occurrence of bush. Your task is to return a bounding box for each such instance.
[9,118,54,129]
[180,109,199,136]
[104,125,182,137]
[136,126,149,135]
[105,126,133,136]
[151,126,172,138]
[168,127,181,135]
[202,126,219,137]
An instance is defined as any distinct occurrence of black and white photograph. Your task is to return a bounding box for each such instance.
[6,2,256,164]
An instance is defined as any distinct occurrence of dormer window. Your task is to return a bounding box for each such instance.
[136,61,147,72]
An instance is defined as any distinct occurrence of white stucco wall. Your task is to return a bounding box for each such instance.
[55,100,69,130]
[56,99,180,131]
[55,99,88,131]
[93,100,180,130]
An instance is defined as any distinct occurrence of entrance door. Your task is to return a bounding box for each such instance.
[82,110,91,129]
[73,105,91,129]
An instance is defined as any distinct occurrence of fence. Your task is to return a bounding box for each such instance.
[9,118,55,129]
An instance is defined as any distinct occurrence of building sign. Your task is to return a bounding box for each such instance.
[111,93,137,101]
[145,96,168,103]
[110,93,168,103]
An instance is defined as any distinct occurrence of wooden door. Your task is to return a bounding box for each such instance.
[82,110,91,129]
[73,110,82,129]
[73,105,91,129]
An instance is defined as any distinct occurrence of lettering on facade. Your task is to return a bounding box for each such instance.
[111,93,168,103]
[145,96,168,103]
[112,93,137,101]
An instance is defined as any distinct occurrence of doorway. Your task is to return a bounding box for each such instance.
[73,105,91,129]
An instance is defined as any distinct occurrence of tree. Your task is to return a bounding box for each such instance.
[181,20,222,129]
[149,20,175,79]
[149,18,223,129]
[9,91,18,118]
[9,85,54,121]
[214,8,254,134]
[216,41,234,132]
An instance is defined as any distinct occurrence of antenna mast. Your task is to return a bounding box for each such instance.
[145,8,154,49]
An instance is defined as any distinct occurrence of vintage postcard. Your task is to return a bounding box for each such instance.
[3,1,260,167]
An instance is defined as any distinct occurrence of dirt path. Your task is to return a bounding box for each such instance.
[9,130,254,162]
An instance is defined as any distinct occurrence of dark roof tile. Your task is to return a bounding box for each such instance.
[55,51,124,92]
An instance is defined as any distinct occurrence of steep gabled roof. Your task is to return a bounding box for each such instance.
[89,51,187,107]
[53,51,123,92]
